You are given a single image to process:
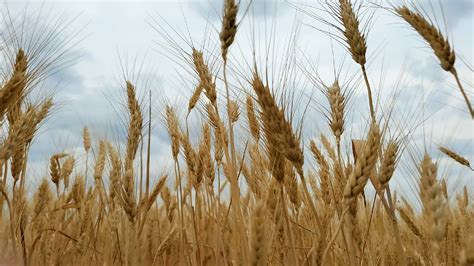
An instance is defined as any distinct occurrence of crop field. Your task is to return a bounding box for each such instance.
[0,0,473,265]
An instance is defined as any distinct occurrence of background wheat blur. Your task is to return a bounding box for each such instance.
[0,0,473,265]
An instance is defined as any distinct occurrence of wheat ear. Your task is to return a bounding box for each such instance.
[438,146,472,170]
[396,5,473,118]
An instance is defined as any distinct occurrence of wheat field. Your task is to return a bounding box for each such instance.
[0,1,473,265]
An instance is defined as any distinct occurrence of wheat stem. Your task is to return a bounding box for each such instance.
[451,68,474,118]
[361,65,375,121]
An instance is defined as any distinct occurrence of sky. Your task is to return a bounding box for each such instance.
[1,0,473,204]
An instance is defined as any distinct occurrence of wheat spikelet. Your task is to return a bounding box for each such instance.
[181,132,198,185]
[0,106,36,161]
[6,49,28,125]
[10,146,25,183]
[251,74,285,182]
[246,95,260,140]
[309,140,328,167]
[0,49,28,117]
[337,0,367,66]
[220,0,239,62]
[122,166,137,223]
[33,179,52,216]
[430,182,447,242]
[192,49,217,104]
[398,206,422,238]
[327,81,345,144]
[378,141,399,190]
[418,153,447,243]
[441,179,448,199]
[188,84,203,113]
[24,98,54,144]
[229,100,240,123]
[280,114,305,177]
[309,140,331,204]
[419,153,438,216]
[153,227,177,261]
[107,143,121,203]
[252,72,304,179]
[395,6,455,72]
[50,153,68,186]
[165,106,180,160]
[344,122,380,199]
[249,201,268,266]
[456,186,469,216]
[199,124,214,183]
[93,141,107,182]
[143,175,168,212]
[285,162,300,208]
[60,156,75,188]
[438,146,471,169]
[120,81,143,224]
[321,134,337,163]
[125,81,143,168]
[396,5,473,117]
[83,127,91,152]
[71,176,85,206]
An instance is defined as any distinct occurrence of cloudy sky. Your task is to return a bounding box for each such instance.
[2,0,472,202]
